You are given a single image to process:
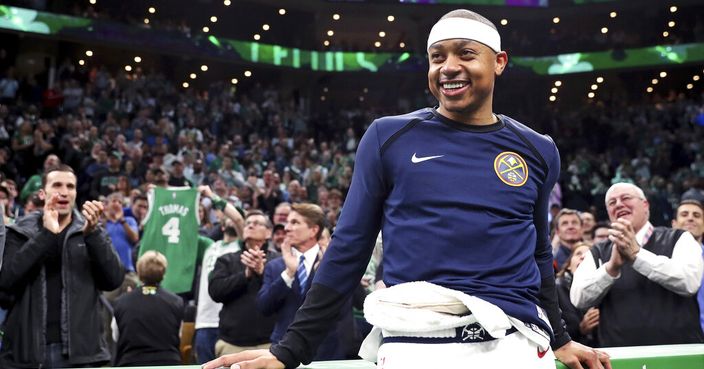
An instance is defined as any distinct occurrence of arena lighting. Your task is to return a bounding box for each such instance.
[254,34,261,40]
[211,16,218,23]
[144,18,149,24]
[663,31,669,37]
[124,65,132,72]
[668,21,676,28]
[646,86,653,93]
[89,0,97,5]
[323,40,330,46]
[323,87,328,92]
[78,59,85,65]
[359,96,365,102]
[670,6,678,13]
[190,73,196,79]
[553,17,560,24]
[500,19,508,26]
[588,92,595,98]
[379,31,386,38]
[134,56,141,63]
[262,24,270,31]
[554,80,562,87]
[687,83,694,89]
[374,41,381,48]
[85,50,93,56]
[244,70,252,77]
[596,76,604,83]
[387,15,395,22]
[591,84,598,90]
[202,26,209,33]
[364,87,368,93]
[549,95,556,102]
[320,96,326,101]
[224,0,231,6]
[601,27,609,34]
[610,11,617,18]
[182,82,189,88]
[231,78,238,84]
[148,7,156,14]
[278,9,286,15]
[399,42,406,48]
[327,30,334,36]
[333,14,340,21]
[550,87,558,93]
[660,71,667,78]
[652,78,659,84]
[694,75,701,81]
[200,65,208,71]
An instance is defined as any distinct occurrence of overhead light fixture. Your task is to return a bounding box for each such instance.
[134,56,142,63]
[694,75,701,81]
[363,88,368,93]
[89,0,97,4]
[323,87,328,93]
[333,14,340,20]
[359,96,365,102]
[231,78,238,84]
[610,11,617,18]
[124,65,132,72]
[190,73,197,79]
[551,87,558,93]
[374,41,381,48]
[278,9,286,15]
[588,92,595,98]
[399,42,405,48]
[201,65,208,72]
[262,24,270,31]
[670,6,678,13]
[85,50,93,57]
[668,21,675,28]
[254,34,261,40]
[202,26,210,33]
[211,16,218,23]
[553,17,560,24]
[663,31,669,37]
[601,27,609,34]
[327,30,334,36]
[554,81,562,87]
[549,95,556,102]
[148,7,156,14]
[324,40,330,46]
[500,19,508,26]
[182,82,189,88]
[144,18,150,24]
[596,76,604,83]
[244,70,252,77]
[387,15,395,22]
[379,31,386,38]
[224,0,231,6]
[591,84,598,90]
[660,71,667,78]
[321,96,326,101]
[78,59,85,65]
[651,78,659,84]
[687,83,694,89]
[646,86,654,93]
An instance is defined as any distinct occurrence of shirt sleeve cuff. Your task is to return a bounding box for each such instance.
[596,263,620,285]
[281,269,294,288]
[632,248,656,275]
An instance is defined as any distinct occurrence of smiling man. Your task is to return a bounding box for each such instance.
[205,9,609,369]
[571,183,704,347]
[0,164,124,368]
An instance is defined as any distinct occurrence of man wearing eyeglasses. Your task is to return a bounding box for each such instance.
[571,182,704,347]
[208,210,279,357]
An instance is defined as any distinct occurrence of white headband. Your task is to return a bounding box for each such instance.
[427,17,501,52]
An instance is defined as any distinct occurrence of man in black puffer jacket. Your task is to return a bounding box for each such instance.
[0,164,124,368]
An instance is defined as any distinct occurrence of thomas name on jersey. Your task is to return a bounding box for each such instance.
[158,204,191,217]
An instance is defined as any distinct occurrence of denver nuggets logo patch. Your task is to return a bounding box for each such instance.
[494,151,528,187]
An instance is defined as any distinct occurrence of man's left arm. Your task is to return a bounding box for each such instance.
[632,231,703,295]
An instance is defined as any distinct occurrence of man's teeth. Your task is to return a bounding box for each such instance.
[442,82,466,89]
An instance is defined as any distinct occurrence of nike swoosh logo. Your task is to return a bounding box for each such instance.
[537,347,549,358]
[411,153,444,163]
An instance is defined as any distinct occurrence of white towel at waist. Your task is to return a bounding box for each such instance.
[358,281,551,362]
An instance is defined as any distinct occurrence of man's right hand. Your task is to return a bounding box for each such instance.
[198,185,215,199]
[43,193,60,234]
[202,349,284,369]
[281,239,298,278]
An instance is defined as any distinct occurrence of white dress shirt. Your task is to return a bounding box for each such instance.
[281,244,320,288]
[571,222,704,309]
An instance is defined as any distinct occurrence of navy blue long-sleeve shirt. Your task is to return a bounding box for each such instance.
[271,108,568,368]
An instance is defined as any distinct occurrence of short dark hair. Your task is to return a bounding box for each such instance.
[291,203,325,240]
[439,9,497,31]
[41,164,76,189]
[133,194,148,203]
[555,208,582,226]
[591,221,610,239]
[245,209,273,229]
[677,199,704,213]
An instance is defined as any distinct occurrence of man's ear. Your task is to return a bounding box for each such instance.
[495,51,508,76]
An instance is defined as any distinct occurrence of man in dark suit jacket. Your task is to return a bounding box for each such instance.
[257,203,351,360]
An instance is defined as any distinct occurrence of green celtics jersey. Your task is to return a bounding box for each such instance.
[141,187,200,293]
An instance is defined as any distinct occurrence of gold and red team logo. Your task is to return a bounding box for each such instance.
[493,151,529,187]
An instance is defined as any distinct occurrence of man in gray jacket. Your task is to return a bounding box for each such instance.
[0,164,124,368]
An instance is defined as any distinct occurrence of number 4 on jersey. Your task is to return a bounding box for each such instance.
[161,217,181,244]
